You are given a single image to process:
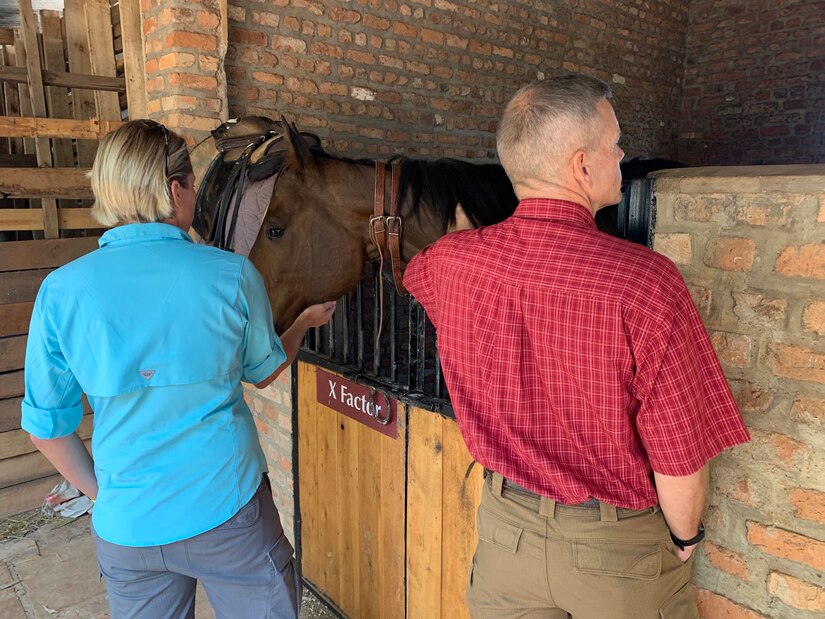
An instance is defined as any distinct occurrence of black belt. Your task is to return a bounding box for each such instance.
[484,469,600,508]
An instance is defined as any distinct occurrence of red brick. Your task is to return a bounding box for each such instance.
[422,28,445,44]
[229,28,266,46]
[705,237,756,271]
[768,572,825,612]
[363,14,390,30]
[772,343,825,383]
[655,233,692,265]
[251,10,280,27]
[347,50,375,64]
[818,195,825,222]
[695,589,767,619]
[251,71,284,86]
[789,488,825,524]
[164,31,217,52]
[159,52,195,71]
[776,243,825,279]
[802,300,825,334]
[732,292,786,328]
[791,395,825,425]
[282,16,300,32]
[195,10,220,30]
[746,522,825,571]
[709,332,752,368]
[272,35,307,53]
[310,42,344,59]
[166,73,217,91]
[330,7,361,23]
[674,194,733,222]
[727,379,774,412]
[392,22,417,37]
[702,543,749,580]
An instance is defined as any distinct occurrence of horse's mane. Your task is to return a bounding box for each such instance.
[392,157,517,229]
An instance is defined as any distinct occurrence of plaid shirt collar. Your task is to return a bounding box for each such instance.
[513,198,597,230]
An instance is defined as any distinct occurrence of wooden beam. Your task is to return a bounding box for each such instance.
[0,397,24,433]
[0,237,100,272]
[19,0,59,238]
[0,65,126,92]
[0,371,24,400]
[0,153,37,166]
[85,0,121,120]
[0,207,99,231]
[0,167,92,199]
[0,335,27,373]
[64,0,99,168]
[119,0,147,119]
[0,116,123,139]
[0,29,14,46]
[0,303,35,338]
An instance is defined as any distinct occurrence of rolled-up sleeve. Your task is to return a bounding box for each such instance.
[238,259,286,384]
[22,278,83,439]
[404,245,440,325]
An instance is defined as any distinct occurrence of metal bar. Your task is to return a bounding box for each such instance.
[416,304,426,390]
[356,280,364,370]
[342,292,350,365]
[434,339,442,399]
[372,267,381,376]
[407,296,415,390]
[389,278,397,383]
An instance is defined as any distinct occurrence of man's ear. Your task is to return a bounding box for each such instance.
[571,149,591,189]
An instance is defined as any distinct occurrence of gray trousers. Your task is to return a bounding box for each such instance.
[92,477,301,619]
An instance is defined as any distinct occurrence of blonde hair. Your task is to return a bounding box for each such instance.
[90,120,192,227]
[497,74,612,186]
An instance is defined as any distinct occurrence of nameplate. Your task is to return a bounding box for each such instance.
[316,369,398,439]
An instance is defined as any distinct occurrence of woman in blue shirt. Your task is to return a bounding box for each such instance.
[22,119,335,618]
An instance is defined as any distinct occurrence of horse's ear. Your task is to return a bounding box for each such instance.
[280,115,313,169]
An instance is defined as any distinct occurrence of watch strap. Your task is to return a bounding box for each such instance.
[670,523,705,550]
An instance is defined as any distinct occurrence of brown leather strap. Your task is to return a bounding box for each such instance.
[387,164,405,295]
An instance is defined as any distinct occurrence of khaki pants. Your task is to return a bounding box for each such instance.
[466,473,699,619]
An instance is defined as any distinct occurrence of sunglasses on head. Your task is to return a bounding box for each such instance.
[144,120,169,183]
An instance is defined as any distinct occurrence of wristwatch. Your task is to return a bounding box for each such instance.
[670,523,705,550]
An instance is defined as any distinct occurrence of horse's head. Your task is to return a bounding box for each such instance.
[249,119,374,334]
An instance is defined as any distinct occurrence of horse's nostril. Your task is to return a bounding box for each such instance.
[267,227,284,240]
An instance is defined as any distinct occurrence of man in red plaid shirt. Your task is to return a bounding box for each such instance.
[404,74,749,618]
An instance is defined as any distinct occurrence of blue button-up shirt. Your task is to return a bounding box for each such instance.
[22,223,285,546]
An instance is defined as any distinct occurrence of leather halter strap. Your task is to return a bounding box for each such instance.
[369,162,405,296]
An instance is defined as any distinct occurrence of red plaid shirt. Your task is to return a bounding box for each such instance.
[405,199,749,509]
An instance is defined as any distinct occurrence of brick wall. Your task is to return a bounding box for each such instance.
[653,165,825,618]
[679,1,825,166]
[224,0,689,160]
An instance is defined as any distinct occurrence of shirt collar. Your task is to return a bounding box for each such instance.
[513,199,597,230]
[99,223,194,248]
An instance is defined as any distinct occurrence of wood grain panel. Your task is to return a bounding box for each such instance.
[0,303,34,338]
[0,413,92,459]
[297,362,406,619]
[0,271,50,305]
[0,237,99,272]
[0,397,23,433]
[0,335,27,373]
[0,371,24,400]
[406,407,443,619]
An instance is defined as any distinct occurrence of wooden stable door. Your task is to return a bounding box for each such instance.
[297,362,483,619]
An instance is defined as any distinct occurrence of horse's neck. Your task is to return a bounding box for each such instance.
[190,138,218,193]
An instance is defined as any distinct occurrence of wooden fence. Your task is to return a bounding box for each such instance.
[0,0,143,517]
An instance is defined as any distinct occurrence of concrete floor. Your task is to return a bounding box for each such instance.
[0,514,337,618]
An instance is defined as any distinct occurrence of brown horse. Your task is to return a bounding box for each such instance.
[192,118,518,333]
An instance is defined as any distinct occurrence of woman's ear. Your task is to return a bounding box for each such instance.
[170,179,184,210]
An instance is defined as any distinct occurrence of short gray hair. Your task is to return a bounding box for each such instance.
[497,73,612,186]
[90,120,192,227]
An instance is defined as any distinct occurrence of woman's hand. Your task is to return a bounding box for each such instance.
[299,301,337,328]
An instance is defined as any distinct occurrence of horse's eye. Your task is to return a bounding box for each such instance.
[267,226,284,240]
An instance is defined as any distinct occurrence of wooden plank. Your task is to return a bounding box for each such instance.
[118,0,147,119]
[0,47,25,156]
[0,370,23,402]
[13,30,36,156]
[0,29,14,46]
[0,335,27,373]
[0,397,24,432]
[357,396,382,619]
[441,419,483,619]
[407,407,444,619]
[380,403,406,618]
[0,237,99,272]
[297,363,321,589]
[336,413,360,615]
[41,10,74,195]
[0,208,100,232]
[0,438,91,489]
[19,0,59,238]
[0,473,61,518]
[0,116,121,140]
[85,0,121,121]
[0,303,34,338]
[0,167,92,199]
[0,271,50,305]
[316,369,340,603]
[0,371,24,400]
[64,0,98,168]
[0,153,37,166]
[0,65,126,91]
[0,413,92,460]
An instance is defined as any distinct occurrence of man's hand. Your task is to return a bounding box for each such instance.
[675,545,697,563]
[298,301,337,328]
